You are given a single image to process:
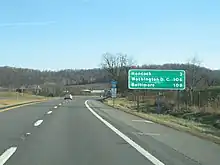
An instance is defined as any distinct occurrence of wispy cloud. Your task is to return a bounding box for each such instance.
[0,21,56,27]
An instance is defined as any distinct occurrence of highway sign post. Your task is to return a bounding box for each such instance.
[128,69,186,90]
[111,88,117,98]
[111,80,117,107]
[111,80,117,88]
[111,84,116,88]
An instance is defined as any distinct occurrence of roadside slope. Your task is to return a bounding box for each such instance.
[90,99,220,165]
[103,98,220,144]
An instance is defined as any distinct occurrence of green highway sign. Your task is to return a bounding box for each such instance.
[128,69,186,90]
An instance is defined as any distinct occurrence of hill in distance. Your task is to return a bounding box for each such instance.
[1,63,220,90]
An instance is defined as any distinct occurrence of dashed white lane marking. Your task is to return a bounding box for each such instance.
[59,103,62,106]
[0,147,17,165]
[47,111,53,114]
[85,100,165,165]
[34,120,43,127]
[26,133,31,135]
[54,106,57,109]
[132,119,154,124]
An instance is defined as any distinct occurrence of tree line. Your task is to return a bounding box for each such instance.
[101,53,220,92]
[100,53,220,114]
[1,53,220,104]
[0,67,110,88]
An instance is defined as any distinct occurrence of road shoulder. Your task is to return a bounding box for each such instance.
[102,98,220,144]
[89,99,220,165]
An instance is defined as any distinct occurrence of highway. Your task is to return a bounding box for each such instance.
[0,97,220,165]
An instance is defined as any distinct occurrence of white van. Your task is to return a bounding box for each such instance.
[64,94,73,100]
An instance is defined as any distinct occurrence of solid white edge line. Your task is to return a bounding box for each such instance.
[34,120,43,127]
[0,147,17,165]
[85,100,165,165]
[47,111,53,114]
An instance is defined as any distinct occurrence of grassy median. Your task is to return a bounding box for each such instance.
[103,97,220,144]
[0,92,47,108]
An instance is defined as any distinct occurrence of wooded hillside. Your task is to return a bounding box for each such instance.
[0,61,220,90]
[0,67,110,88]
[1,54,220,99]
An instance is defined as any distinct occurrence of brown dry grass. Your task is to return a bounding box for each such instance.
[0,92,46,107]
[103,97,220,144]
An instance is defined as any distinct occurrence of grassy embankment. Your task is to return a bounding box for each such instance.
[103,97,220,144]
[0,92,47,108]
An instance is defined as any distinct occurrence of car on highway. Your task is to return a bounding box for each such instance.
[64,94,73,100]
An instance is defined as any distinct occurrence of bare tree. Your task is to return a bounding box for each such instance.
[186,56,204,105]
[101,52,135,93]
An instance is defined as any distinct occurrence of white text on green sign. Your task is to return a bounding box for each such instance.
[128,69,186,90]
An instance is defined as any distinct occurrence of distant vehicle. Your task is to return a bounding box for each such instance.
[64,94,73,100]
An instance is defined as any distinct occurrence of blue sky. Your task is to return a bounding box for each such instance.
[0,0,219,70]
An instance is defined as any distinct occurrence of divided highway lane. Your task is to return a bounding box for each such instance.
[2,96,219,165]
[4,98,159,165]
[0,99,65,159]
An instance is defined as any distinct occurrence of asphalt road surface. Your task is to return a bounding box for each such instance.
[0,97,220,165]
